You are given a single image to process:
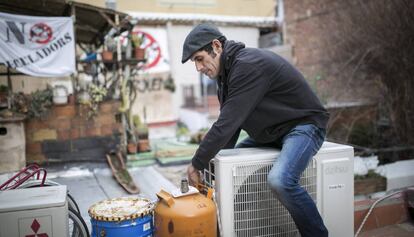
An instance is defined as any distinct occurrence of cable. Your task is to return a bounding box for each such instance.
[354,186,414,237]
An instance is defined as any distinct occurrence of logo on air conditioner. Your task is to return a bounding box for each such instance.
[18,216,52,237]
[324,165,348,175]
[328,184,345,190]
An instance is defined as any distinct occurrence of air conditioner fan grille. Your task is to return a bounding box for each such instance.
[232,161,316,237]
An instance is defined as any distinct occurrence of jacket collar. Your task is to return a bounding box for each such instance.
[218,40,245,85]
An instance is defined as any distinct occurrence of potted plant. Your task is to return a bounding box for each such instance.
[102,47,113,61]
[102,37,116,61]
[354,170,387,195]
[190,128,208,144]
[137,125,150,152]
[79,83,107,119]
[27,87,53,119]
[176,122,190,142]
[130,33,145,60]
[52,85,69,105]
[133,115,150,152]
[127,140,138,154]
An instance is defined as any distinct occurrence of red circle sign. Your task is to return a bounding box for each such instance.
[30,23,53,44]
[132,30,162,69]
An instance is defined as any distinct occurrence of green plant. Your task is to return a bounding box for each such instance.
[86,84,107,118]
[104,37,117,52]
[132,114,142,127]
[0,85,8,93]
[127,129,137,144]
[190,128,209,144]
[136,125,149,139]
[130,33,144,49]
[28,88,53,119]
[132,115,149,139]
[354,170,384,180]
[11,92,28,114]
[176,122,189,137]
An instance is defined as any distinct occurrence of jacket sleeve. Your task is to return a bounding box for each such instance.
[192,62,270,170]
[223,128,241,149]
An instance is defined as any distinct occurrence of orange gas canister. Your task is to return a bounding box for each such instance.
[154,179,217,237]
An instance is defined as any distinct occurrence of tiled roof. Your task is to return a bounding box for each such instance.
[128,12,280,28]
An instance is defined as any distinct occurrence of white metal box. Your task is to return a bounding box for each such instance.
[0,186,68,237]
[210,142,354,237]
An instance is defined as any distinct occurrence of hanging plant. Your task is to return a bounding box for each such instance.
[27,88,53,119]
[83,84,107,118]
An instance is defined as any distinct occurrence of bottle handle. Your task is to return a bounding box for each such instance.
[156,189,174,207]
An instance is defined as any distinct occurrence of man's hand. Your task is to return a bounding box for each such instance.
[187,164,202,187]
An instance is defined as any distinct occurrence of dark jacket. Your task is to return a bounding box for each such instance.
[192,41,329,170]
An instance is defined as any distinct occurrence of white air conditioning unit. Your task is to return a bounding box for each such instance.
[0,186,68,237]
[206,142,354,237]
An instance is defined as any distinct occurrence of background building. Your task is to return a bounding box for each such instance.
[77,0,280,135]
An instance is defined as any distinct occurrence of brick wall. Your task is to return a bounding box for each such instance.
[354,194,409,232]
[284,0,379,103]
[25,100,122,163]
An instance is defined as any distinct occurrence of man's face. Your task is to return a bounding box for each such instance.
[191,40,222,79]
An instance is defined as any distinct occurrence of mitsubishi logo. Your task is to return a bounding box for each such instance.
[25,219,49,237]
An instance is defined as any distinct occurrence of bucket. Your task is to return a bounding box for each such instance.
[89,197,154,237]
[52,85,68,105]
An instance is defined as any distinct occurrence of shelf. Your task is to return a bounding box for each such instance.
[77,58,146,65]
[0,113,25,123]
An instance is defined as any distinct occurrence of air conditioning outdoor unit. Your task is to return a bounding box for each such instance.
[0,186,68,237]
[206,142,354,237]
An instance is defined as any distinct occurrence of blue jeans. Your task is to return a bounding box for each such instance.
[236,124,328,237]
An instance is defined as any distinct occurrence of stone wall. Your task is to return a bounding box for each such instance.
[25,100,122,163]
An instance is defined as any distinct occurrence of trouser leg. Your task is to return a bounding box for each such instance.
[267,124,328,237]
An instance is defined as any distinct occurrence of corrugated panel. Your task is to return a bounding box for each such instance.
[128,12,279,28]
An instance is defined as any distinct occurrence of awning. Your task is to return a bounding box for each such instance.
[0,0,128,45]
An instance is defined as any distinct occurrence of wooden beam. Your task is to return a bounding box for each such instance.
[76,24,100,34]
[99,10,117,28]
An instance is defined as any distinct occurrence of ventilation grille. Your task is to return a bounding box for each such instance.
[232,160,317,237]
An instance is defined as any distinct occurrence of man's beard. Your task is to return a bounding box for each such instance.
[207,51,218,79]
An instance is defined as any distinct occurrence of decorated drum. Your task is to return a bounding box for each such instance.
[88,197,154,237]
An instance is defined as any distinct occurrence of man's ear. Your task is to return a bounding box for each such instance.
[212,39,223,54]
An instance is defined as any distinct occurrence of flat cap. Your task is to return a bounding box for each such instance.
[181,23,224,63]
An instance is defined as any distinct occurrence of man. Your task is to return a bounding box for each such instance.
[182,23,330,237]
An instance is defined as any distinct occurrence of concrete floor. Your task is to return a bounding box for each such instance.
[42,162,179,231]
[358,221,414,237]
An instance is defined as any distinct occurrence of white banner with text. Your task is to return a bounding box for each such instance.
[0,12,75,77]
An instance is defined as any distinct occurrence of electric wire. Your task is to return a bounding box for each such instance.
[354,185,414,237]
